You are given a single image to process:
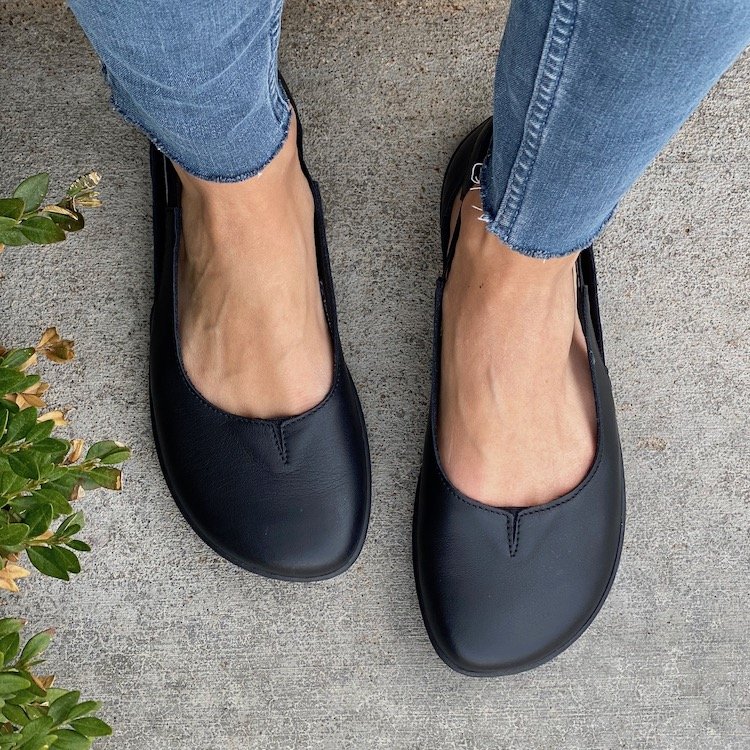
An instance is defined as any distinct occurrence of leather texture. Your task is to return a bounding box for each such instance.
[149,83,371,581]
[413,119,626,675]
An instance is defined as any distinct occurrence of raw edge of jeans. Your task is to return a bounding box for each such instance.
[100,63,291,184]
[479,182,619,259]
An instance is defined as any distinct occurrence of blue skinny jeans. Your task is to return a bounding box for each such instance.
[68,0,750,257]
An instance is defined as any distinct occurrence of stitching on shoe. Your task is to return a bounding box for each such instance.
[435,470,511,519]
[509,512,520,557]
[506,514,513,554]
[430,292,607,531]
[436,438,602,520]
[279,423,288,463]
[266,422,288,464]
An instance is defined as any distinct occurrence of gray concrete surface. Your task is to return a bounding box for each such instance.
[1,1,748,748]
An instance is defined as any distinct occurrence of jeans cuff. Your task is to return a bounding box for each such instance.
[480,158,617,258]
[101,63,291,183]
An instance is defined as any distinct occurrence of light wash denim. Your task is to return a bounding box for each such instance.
[68,0,290,182]
[484,0,750,256]
[69,0,750,256]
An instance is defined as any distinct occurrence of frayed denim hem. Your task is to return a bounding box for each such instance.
[480,162,617,258]
[100,63,291,184]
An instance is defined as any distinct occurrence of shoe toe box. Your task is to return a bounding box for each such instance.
[153,368,370,581]
[414,457,624,675]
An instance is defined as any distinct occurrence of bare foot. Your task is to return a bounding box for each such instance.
[438,187,597,507]
[174,113,332,419]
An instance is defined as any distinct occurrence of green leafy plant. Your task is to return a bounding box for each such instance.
[1,172,125,747]
[0,331,129,589]
[0,618,111,749]
[0,172,100,253]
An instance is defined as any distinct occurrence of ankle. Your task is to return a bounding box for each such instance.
[444,214,583,373]
[446,242,579,319]
[467,233,577,283]
[174,111,305,211]
[174,119,314,268]
[454,190,578,288]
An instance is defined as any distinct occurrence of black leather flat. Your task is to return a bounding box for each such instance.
[149,81,371,581]
[413,119,626,675]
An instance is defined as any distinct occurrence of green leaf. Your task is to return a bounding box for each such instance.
[0,673,32,696]
[1,700,29,725]
[0,471,26,500]
[84,441,130,465]
[0,398,20,415]
[24,703,44,720]
[0,198,24,221]
[0,524,29,547]
[44,688,68,704]
[0,349,35,370]
[18,216,65,245]
[19,632,52,665]
[8,451,53,482]
[0,633,21,665]
[64,702,99,722]
[41,475,77,499]
[79,467,120,491]
[0,225,31,246]
[24,504,53,538]
[54,513,84,539]
[30,489,72,517]
[8,374,41,395]
[5,687,37,705]
[15,669,46,698]
[0,466,27,496]
[64,540,90,553]
[51,547,79,575]
[20,736,57,750]
[25,421,55,444]
[50,729,90,750]
[41,468,67,485]
[0,619,25,638]
[47,691,80,725]
[3,407,38,445]
[0,369,27,398]
[67,718,110,738]
[19,715,54,739]
[22,737,57,750]
[32,440,70,464]
[48,210,83,233]
[26,547,69,581]
[12,174,49,213]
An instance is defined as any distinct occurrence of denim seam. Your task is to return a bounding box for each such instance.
[481,0,578,250]
[267,0,289,126]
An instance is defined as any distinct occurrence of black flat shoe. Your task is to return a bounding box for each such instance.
[413,119,626,675]
[149,80,371,581]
